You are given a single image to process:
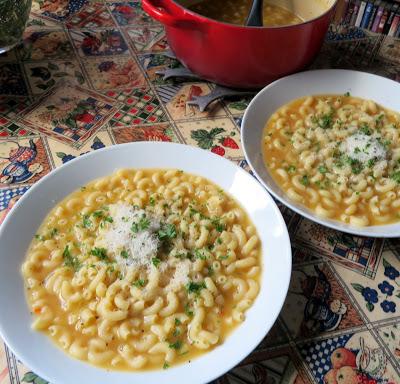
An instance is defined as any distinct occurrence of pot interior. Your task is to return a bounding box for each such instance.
[176,0,336,25]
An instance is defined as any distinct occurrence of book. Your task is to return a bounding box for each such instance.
[360,1,374,28]
[345,0,356,24]
[371,3,385,31]
[371,3,385,32]
[365,0,380,30]
[367,0,380,30]
[388,13,400,35]
[383,4,399,34]
[355,0,367,26]
[350,0,361,25]
[334,0,350,23]
[377,4,390,33]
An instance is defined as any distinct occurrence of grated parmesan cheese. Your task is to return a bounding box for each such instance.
[96,203,161,268]
[340,133,387,164]
[166,260,191,292]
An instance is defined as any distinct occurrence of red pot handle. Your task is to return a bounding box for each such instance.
[142,0,179,27]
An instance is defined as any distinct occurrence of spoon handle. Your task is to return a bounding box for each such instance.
[245,0,264,26]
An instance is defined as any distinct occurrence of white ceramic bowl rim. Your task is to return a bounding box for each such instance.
[242,69,400,238]
[0,142,292,384]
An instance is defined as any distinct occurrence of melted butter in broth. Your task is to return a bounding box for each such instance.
[188,0,303,26]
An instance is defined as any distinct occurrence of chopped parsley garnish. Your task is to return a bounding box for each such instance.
[312,110,334,130]
[315,180,331,190]
[35,234,44,241]
[82,214,92,228]
[287,165,296,173]
[92,210,104,218]
[186,281,206,295]
[376,114,384,128]
[49,228,58,237]
[344,92,350,96]
[157,223,177,240]
[383,139,391,148]
[120,249,129,259]
[175,252,191,260]
[359,123,372,136]
[189,207,207,219]
[174,318,182,326]
[90,247,109,261]
[184,303,194,317]
[218,255,229,260]
[207,265,214,276]
[194,249,207,260]
[169,341,182,350]
[133,279,146,288]
[173,328,180,337]
[318,165,328,174]
[217,238,222,245]
[391,171,400,184]
[335,154,364,174]
[319,113,333,129]
[376,137,391,149]
[211,218,225,232]
[163,362,170,370]
[149,196,156,206]
[152,257,161,267]
[104,216,113,223]
[131,216,150,233]
[300,175,310,186]
[63,245,81,271]
[367,158,377,168]
[346,157,363,174]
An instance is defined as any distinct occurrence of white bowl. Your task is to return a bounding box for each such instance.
[242,69,400,237]
[0,142,291,384]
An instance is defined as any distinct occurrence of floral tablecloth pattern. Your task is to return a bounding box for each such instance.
[0,2,400,384]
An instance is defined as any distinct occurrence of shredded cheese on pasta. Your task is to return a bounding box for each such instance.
[96,203,160,268]
[340,133,386,164]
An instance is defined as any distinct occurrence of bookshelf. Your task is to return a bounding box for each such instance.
[334,0,400,36]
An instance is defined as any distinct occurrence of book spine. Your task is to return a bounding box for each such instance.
[334,0,350,23]
[371,5,384,31]
[361,2,374,28]
[342,0,351,22]
[388,14,400,36]
[345,0,356,23]
[355,0,367,26]
[377,6,389,33]
[351,0,361,25]
[367,1,380,30]
[383,5,398,34]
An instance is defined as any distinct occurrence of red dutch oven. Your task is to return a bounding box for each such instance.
[142,0,337,89]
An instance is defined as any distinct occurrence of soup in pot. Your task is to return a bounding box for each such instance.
[183,0,332,27]
[188,0,302,26]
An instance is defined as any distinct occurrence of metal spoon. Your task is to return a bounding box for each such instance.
[245,0,264,26]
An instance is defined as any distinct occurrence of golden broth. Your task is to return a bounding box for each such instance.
[187,0,303,26]
[22,168,261,371]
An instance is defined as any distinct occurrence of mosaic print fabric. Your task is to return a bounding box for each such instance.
[0,2,400,383]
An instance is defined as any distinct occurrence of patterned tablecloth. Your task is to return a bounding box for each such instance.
[0,2,400,384]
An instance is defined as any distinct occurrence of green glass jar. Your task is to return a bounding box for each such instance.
[0,0,32,54]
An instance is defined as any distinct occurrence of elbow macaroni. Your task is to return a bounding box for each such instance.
[263,94,400,226]
[23,169,261,371]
